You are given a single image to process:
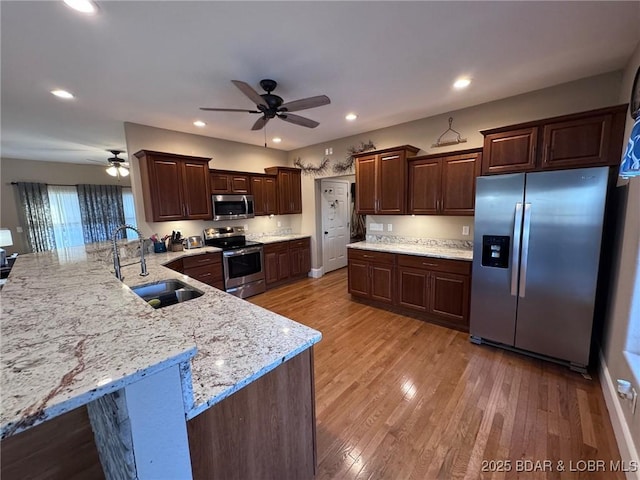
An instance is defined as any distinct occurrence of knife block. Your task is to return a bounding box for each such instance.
[169,243,184,252]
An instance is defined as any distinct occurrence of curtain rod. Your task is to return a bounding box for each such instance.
[10,182,131,188]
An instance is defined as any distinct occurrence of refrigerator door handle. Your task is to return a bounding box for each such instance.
[519,203,532,298]
[510,202,524,296]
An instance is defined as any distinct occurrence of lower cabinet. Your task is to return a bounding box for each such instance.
[264,238,311,288]
[348,248,471,331]
[347,249,395,304]
[166,252,224,290]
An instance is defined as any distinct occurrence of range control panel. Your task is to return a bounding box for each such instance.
[481,235,510,268]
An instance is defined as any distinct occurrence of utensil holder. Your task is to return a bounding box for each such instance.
[169,243,183,252]
[153,242,167,253]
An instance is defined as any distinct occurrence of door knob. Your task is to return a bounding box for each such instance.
[324,231,328,234]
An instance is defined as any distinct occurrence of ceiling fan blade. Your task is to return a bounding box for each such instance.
[280,95,331,112]
[278,113,319,128]
[200,107,260,113]
[251,116,270,131]
[231,80,268,108]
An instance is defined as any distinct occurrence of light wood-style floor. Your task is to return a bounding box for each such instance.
[250,268,623,480]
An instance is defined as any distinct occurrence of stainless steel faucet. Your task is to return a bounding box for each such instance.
[112,224,149,281]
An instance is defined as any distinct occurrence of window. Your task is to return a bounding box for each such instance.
[44,185,138,249]
[47,185,85,248]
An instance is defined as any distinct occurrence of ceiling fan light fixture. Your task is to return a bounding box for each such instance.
[118,166,130,177]
[51,89,74,99]
[63,0,98,14]
[106,165,118,177]
[453,77,472,90]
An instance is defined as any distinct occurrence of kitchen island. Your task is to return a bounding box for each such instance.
[1,244,321,479]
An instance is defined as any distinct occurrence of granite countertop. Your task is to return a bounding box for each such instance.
[1,244,321,437]
[348,241,473,262]
[247,233,311,244]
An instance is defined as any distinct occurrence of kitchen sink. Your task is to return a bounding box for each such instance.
[131,279,203,309]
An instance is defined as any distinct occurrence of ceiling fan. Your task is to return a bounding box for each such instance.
[95,150,130,177]
[200,79,330,131]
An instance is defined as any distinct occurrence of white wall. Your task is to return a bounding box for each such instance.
[0,158,132,254]
[123,122,294,240]
[601,41,640,468]
[288,72,624,269]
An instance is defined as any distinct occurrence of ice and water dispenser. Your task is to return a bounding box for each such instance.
[481,235,510,268]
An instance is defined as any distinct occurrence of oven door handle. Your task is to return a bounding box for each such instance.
[223,246,263,257]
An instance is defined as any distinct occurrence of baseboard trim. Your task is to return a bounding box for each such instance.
[599,350,640,480]
[309,267,323,279]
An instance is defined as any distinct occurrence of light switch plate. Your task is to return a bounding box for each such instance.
[462,225,470,236]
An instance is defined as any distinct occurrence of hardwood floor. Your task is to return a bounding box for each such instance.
[250,268,623,480]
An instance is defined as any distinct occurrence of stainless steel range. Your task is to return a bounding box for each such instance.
[203,226,265,299]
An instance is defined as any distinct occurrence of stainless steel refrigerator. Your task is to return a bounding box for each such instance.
[469,166,611,371]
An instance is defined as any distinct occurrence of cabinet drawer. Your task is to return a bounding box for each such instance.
[264,241,289,254]
[184,264,221,285]
[397,254,470,275]
[289,238,310,249]
[183,252,221,269]
[348,249,395,265]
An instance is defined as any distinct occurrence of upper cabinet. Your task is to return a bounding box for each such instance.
[264,167,302,215]
[354,145,420,215]
[210,170,250,194]
[481,105,627,175]
[408,149,482,215]
[250,174,278,216]
[135,150,212,222]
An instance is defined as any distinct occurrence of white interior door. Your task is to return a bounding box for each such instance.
[321,179,349,273]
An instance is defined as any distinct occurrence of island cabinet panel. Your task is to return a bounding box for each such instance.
[408,149,481,215]
[480,105,626,175]
[264,167,302,215]
[135,150,212,222]
[187,347,316,480]
[354,146,420,215]
[1,406,104,480]
[210,170,251,194]
[250,174,277,216]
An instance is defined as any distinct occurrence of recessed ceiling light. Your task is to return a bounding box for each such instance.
[272,137,282,143]
[345,113,358,121]
[51,89,74,99]
[193,120,206,127]
[453,78,471,90]
[63,0,98,14]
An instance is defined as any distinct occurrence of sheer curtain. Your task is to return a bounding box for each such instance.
[16,182,56,252]
[48,185,85,248]
[77,184,126,243]
[122,188,139,239]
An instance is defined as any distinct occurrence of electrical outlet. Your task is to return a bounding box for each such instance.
[387,224,393,232]
[277,221,281,227]
[462,225,470,236]
[16,226,23,233]
[369,223,383,232]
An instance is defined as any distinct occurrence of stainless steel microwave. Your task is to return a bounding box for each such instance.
[212,194,255,221]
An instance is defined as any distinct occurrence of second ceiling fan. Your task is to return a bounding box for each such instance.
[200,79,330,131]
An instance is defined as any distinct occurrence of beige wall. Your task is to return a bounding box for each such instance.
[288,72,624,269]
[0,158,131,254]
[123,123,293,240]
[602,41,640,462]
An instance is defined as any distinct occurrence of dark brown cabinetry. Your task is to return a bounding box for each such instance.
[210,170,250,194]
[347,249,395,304]
[264,167,302,215]
[264,238,311,288]
[135,150,212,222]
[481,105,626,175]
[408,149,481,215]
[164,252,224,290]
[250,174,278,216]
[182,253,224,290]
[354,145,420,215]
[396,254,470,329]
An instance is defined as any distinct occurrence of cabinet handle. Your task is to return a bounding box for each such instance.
[381,155,400,160]
[363,254,372,258]
[199,272,212,277]
[422,262,437,267]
